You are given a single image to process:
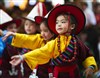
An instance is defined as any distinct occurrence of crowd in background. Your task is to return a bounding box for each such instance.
[0,0,100,78]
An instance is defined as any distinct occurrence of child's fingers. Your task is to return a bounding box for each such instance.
[11,55,19,59]
[9,59,16,66]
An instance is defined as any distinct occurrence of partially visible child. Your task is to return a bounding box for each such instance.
[35,16,56,78]
[0,9,22,78]
[0,9,21,57]
[3,4,98,78]
[15,2,47,78]
[17,14,39,78]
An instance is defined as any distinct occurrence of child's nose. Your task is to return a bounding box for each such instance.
[57,22,61,26]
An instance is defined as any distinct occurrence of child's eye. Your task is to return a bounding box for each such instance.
[62,20,68,23]
[62,21,66,23]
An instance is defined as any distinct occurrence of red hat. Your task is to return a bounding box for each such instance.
[35,16,44,24]
[0,9,21,29]
[0,18,22,29]
[35,11,50,24]
[47,4,86,35]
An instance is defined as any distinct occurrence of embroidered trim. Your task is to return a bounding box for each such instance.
[51,36,77,65]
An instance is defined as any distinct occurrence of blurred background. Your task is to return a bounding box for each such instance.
[0,0,99,18]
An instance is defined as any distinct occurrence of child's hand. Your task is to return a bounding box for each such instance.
[0,29,3,36]
[83,67,94,78]
[2,31,15,41]
[10,55,24,66]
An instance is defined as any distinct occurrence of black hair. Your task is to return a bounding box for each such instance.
[2,22,17,30]
[40,18,57,39]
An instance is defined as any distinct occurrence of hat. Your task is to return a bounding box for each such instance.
[0,9,21,29]
[23,2,47,22]
[47,4,86,35]
[35,11,49,24]
[35,4,60,24]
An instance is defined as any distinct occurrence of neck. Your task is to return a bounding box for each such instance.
[60,32,71,36]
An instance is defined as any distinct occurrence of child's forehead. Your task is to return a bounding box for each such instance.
[57,13,68,17]
[25,19,35,24]
[56,14,68,20]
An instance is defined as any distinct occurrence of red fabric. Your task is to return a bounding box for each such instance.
[35,16,44,24]
[95,14,100,24]
[0,18,22,29]
[0,58,2,65]
[54,64,77,78]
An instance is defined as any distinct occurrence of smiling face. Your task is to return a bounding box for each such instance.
[40,21,54,41]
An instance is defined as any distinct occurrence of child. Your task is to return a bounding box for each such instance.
[3,4,97,78]
[17,12,39,78]
[0,9,22,78]
[0,9,21,56]
[0,9,21,62]
[35,17,56,78]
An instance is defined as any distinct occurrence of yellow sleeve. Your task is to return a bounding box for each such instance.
[23,35,71,70]
[82,56,98,71]
[11,33,43,50]
[24,40,55,70]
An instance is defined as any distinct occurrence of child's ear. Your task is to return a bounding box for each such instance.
[71,24,75,30]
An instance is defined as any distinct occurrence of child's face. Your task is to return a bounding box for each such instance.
[56,15,71,34]
[24,20,37,34]
[40,23,54,41]
[6,23,17,32]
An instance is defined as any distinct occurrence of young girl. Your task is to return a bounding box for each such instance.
[35,17,56,78]
[3,4,97,78]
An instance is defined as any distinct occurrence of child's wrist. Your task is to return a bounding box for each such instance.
[19,55,24,62]
[88,65,95,71]
[11,32,16,36]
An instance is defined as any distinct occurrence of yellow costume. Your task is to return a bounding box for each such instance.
[11,33,97,71]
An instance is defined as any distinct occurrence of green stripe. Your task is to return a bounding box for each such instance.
[65,50,71,55]
[69,44,74,48]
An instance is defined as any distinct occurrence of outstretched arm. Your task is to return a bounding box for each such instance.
[3,31,43,50]
[2,31,16,41]
[10,40,55,70]
[10,55,25,66]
